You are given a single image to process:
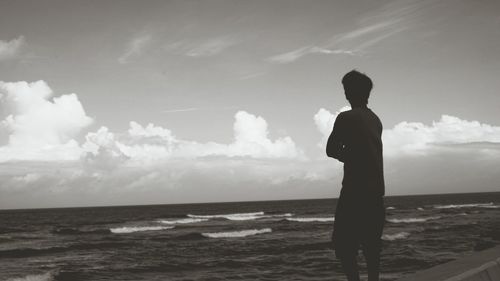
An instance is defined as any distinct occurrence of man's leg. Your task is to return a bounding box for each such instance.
[334,231,360,281]
[361,197,385,281]
[338,252,361,281]
[362,242,381,281]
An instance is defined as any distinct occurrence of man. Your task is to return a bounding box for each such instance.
[326,70,385,281]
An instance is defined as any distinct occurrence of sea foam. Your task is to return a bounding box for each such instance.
[188,212,291,221]
[382,232,410,241]
[110,226,174,234]
[158,218,209,224]
[202,228,272,238]
[286,217,334,222]
[434,202,498,209]
[6,271,54,281]
[387,216,441,223]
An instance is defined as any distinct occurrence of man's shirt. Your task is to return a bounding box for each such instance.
[327,107,385,197]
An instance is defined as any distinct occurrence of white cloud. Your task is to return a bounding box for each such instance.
[82,126,129,169]
[268,1,430,64]
[165,37,237,58]
[383,115,500,156]
[0,80,93,162]
[84,111,304,166]
[0,36,25,61]
[118,34,152,64]
[313,106,350,147]
[269,46,356,64]
[314,107,500,157]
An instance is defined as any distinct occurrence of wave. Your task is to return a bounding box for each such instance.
[202,228,272,238]
[382,232,410,241]
[417,207,425,211]
[110,226,174,234]
[158,218,209,225]
[434,202,498,209]
[0,242,131,258]
[387,216,441,223]
[187,211,291,221]
[173,232,207,241]
[386,206,396,210]
[286,217,334,222]
[6,271,55,281]
[52,228,110,235]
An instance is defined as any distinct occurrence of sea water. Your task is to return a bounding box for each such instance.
[1,192,499,281]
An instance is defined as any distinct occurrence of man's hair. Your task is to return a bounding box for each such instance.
[341,70,373,105]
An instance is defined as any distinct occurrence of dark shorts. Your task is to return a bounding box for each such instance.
[332,193,385,258]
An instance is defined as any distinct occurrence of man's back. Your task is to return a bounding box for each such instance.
[336,107,384,197]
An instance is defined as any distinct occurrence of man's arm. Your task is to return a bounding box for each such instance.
[326,113,347,162]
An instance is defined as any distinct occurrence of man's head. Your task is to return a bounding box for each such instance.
[341,70,373,106]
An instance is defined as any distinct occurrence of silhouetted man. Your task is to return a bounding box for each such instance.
[327,70,385,281]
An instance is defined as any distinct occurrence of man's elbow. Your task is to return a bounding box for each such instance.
[326,149,342,162]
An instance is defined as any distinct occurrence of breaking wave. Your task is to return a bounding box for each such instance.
[387,216,441,223]
[110,226,174,234]
[286,217,334,222]
[382,232,410,241]
[6,271,55,281]
[187,212,291,221]
[52,228,110,235]
[158,218,208,224]
[386,206,396,210]
[202,228,272,238]
[434,202,499,209]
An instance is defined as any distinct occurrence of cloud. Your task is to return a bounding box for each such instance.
[268,46,356,64]
[269,0,431,63]
[0,80,93,162]
[83,111,304,166]
[118,33,152,64]
[165,36,237,58]
[0,36,25,61]
[313,106,351,147]
[314,107,500,157]
[383,115,500,156]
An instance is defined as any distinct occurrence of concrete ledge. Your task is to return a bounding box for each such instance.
[397,246,500,281]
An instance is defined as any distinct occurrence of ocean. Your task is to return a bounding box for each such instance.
[1,192,500,281]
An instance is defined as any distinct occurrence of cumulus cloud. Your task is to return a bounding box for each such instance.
[313,106,350,147]
[0,36,25,61]
[314,107,500,157]
[83,111,304,166]
[0,80,93,162]
[383,115,500,156]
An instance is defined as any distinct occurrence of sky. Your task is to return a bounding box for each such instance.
[1,0,499,209]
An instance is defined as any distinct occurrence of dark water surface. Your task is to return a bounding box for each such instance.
[1,192,500,281]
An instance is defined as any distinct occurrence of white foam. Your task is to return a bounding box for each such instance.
[417,207,425,211]
[387,216,441,223]
[7,272,54,281]
[158,218,208,224]
[286,217,335,222]
[434,202,497,209]
[187,212,291,221]
[386,206,396,210]
[110,226,174,234]
[202,228,272,238]
[382,232,410,241]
